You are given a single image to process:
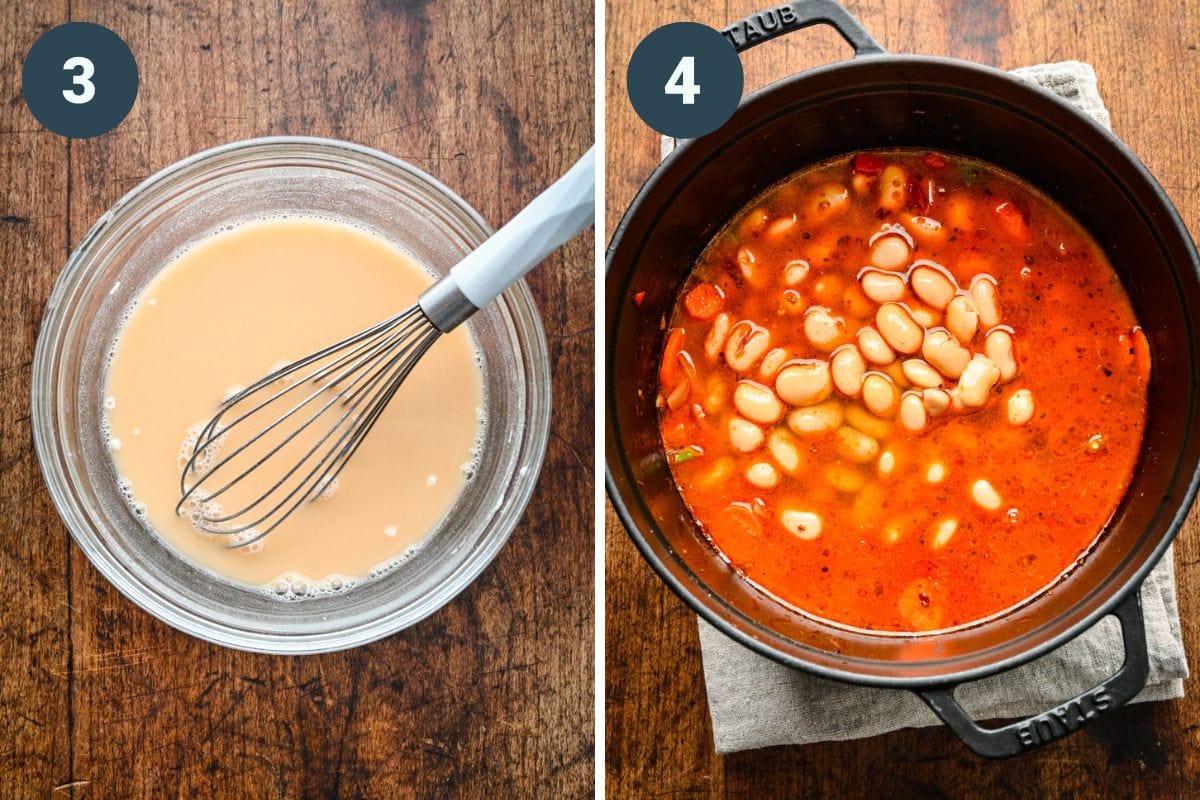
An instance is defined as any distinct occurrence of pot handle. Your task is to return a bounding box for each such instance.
[721,1,887,57]
[916,590,1150,759]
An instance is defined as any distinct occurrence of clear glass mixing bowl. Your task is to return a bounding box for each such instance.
[31,137,551,654]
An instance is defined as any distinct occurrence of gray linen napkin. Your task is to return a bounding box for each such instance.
[661,60,1189,753]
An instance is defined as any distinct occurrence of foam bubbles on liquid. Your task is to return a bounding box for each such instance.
[262,571,359,602]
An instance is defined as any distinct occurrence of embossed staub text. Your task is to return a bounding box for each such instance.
[1016,687,1115,747]
[721,5,799,49]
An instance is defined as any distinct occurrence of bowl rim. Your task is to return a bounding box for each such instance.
[32,135,553,654]
[605,54,1200,688]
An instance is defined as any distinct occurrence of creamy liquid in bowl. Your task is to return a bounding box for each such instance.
[103,217,484,597]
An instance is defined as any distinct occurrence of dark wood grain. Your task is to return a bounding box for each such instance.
[2,1,593,797]
[605,1,1200,797]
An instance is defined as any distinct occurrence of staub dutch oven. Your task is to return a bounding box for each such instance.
[606,0,1200,757]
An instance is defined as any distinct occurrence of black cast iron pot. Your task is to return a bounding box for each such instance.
[606,0,1200,758]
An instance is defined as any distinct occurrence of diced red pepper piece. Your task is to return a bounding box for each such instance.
[907,178,934,213]
[852,153,885,176]
[659,327,685,387]
[994,197,1031,242]
[922,152,948,170]
[683,282,724,320]
[633,290,646,306]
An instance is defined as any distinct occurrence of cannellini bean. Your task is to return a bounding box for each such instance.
[811,183,850,217]
[958,355,1001,407]
[728,417,764,452]
[922,329,971,379]
[852,173,871,195]
[878,449,896,476]
[759,347,790,380]
[945,295,979,344]
[738,208,769,237]
[875,303,923,354]
[910,264,957,310]
[1007,388,1035,425]
[856,327,896,366]
[862,373,899,418]
[725,321,771,372]
[787,400,844,435]
[775,361,833,406]
[853,482,886,526]
[882,520,904,544]
[879,164,907,211]
[870,235,911,271]
[779,289,806,316]
[860,269,907,303]
[842,284,874,318]
[984,328,1018,382]
[737,246,758,282]
[898,392,927,432]
[825,463,867,493]
[883,360,910,388]
[947,384,967,413]
[844,402,894,439]
[831,345,866,397]
[768,428,803,473]
[970,275,1001,328]
[931,518,958,549]
[835,426,880,464]
[811,274,845,306]
[733,380,784,424]
[745,461,779,489]
[803,307,847,352]
[909,305,941,329]
[901,359,942,389]
[704,313,732,361]
[783,259,810,286]
[922,387,951,416]
[780,509,822,540]
[903,214,947,245]
[697,456,733,490]
[766,214,797,241]
[926,461,947,483]
[971,479,1002,512]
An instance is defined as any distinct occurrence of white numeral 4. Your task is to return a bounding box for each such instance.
[665,56,700,105]
[62,56,96,104]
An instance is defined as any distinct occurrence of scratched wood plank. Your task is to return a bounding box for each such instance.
[0,2,73,797]
[605,1,1200,797]
[2,0,592,796]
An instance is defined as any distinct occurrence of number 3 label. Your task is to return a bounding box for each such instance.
[665,56,700,105]
[62,56,96,104]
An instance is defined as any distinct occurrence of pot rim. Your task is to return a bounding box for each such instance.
[605,53,1200,688]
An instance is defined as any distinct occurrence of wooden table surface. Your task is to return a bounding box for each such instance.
[1,2,593,797]
[605,1,1200,796]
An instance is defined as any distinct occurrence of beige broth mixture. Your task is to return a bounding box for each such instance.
[104,217,484,596]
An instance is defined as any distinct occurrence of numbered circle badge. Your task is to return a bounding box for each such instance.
[22,22,139,139]
[626,22,743,139]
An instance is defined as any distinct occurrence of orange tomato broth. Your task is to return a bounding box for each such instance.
[657,149,1149,633]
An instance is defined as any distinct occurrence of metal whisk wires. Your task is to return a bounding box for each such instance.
[176,306,441,547]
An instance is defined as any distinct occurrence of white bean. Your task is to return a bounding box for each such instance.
[860,269,907,303]
[875,303,923,354]
[945,295,979,344]
[728,417,764,452]
[766,214,797,241]
[1007,388,1035,425]
[733,380,784,424]
[878,449,896,477]
[958,355,1001,407]
[970,275,1002,328]
[768,428,803,473]
[844,403,893,439]
[909,264,957,310]
[922,387,951,417]
[811,183,850,218]
[856,326,896,366]
[862,373,899,418]
[910,306,941,328]
[830,345,866,397]
[803,307,846,352]
[737,246,758,282]
[759,347,790,380]
[898,392,927,432]
[870,235,911,271]
[926,461,947,483]
[879,164,907,211]
[704,312,732,361]
[922,329,971,379]
[783,259,810,286]
[787,400,844,435]
[775,361,833,406]
[825,463,867,493]
[971,479,1002,512]
[745,461,779,489]
[780,509,822,540]
[835,426,879,464]
[901,359,943,388]
[931,518,958,549]
[725,321,771,372]
[985,328,1018,382]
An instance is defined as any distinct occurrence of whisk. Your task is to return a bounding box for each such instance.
[176,147,594,546]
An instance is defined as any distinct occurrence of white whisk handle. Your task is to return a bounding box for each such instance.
[451,146,595,310]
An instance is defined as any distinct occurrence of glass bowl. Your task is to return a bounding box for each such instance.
[32,136,551,654]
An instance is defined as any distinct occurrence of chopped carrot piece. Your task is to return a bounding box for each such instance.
[684,282,724,320]
[659,327,685,387]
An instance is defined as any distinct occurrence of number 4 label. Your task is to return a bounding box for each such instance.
[665,56,700,105]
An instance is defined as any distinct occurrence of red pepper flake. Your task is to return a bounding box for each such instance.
[922,152,948,170]
[633,291,646,306]
[852,153,884,176]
